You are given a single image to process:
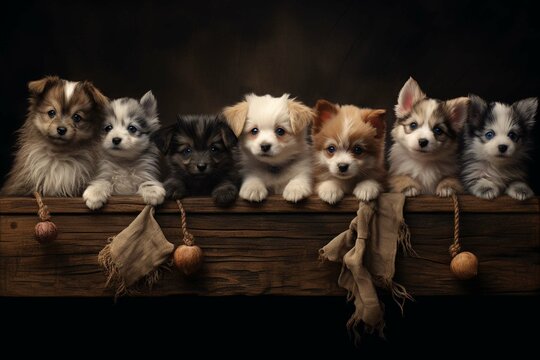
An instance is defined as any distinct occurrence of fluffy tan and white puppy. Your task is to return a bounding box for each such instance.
[223,93,315,202]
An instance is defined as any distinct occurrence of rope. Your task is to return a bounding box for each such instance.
[33,192,51,221]
[449,194,461,258]
[176,200,194,246]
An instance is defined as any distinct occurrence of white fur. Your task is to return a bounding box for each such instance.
[317,180,345,204]
[83,93,165,209]
[64,81,77,101]
[238,94,312,202]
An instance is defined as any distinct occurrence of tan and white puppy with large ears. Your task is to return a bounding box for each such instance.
[223,93,315,203]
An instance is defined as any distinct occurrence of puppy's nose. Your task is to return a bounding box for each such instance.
[418,138,429,148]
[260,143,272,153]
[112,137,122,145]
[338,163,349,173]
[197,163,207,172]
[498,144,508,153]
[57,127,67,136]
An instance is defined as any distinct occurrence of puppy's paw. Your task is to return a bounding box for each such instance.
[240,179,268,202]
[317,181,344,205]
[470,179,499,200]
[283,179,312,203]
[212,183,238,206]
[436,186,456,198]
[165,180,186,199]
[83,186,108,210]
[353,180,382,202]
[506,182,534,201]
[139,183,166,205]
[403,186,419,197]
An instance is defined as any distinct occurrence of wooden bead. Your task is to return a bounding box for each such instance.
[173,244,203,276]
[450,251,478,280]
[35,221,57,244]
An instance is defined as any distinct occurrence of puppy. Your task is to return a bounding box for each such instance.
[223,94,315,203]
[83,91,165,209]
[1,76,108,196]
[462,95,537,200]
[313,100,386,204]
[158,114,239,206]
[388,77,469,197]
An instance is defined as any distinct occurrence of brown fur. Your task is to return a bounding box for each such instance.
[387,175,420,194]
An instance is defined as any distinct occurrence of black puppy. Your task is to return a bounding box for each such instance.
[157,114,239,206]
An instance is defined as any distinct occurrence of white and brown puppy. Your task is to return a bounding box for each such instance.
[83,92,165,209]
[223,93,315,202]
[388,77,469,197]
[313,100,386,204]
[1,76,108,196]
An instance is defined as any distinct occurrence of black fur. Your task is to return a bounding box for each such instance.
[156,114,239,206]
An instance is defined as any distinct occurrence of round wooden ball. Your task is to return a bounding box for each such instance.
[450,251,478,280]
[173,244,203,276]
[35,221,58,244]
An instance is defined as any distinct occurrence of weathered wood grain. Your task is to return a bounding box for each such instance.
[0,194,538,214]
[0,196,538,297]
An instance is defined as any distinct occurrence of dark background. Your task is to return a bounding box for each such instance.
[1,0,539,354]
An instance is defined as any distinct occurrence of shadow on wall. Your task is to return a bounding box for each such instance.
[2,0,539,191]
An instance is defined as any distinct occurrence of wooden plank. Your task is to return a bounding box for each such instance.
[0,211,538,297]
[1,194,539,215]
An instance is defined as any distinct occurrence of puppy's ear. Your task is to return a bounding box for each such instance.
[81,81,109,110]
[365,109,386,139]
[140,90,159,119]
[468,94,487,130]
[313,99,338,134]
[223,101,248,137]
[445,97,469,133]
[288,99,315,135]
[28,76,61,98]
[219,120,238,149]
[153,123,177,154]
[512,97,538,131]
[395,77,426,118]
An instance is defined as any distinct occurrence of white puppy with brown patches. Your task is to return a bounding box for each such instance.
[223,94,315,202]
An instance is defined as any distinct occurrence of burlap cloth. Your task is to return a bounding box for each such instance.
[319,193,413,340]
[98,205,174,297]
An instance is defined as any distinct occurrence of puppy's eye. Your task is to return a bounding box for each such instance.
[182,147,192,156]
[409,122,418,130]
[327,145,336,154]
[47,110,56,118]
[353,145,363,155]
[508,131,519,142]
[433,127,443,135]
[250,128,259,135]
[485,130,495,140]
[128,125,138,133]
[211,145,219,152]
[275,128,286,136]
[72,114,82,123]
[104,125,113,132]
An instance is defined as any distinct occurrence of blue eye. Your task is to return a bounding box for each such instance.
[128,125,138,133]
[508,131,518,142]
[433,127,443,135]
[327,145,336,154]
[182,147,192,156]
[104,125,113,132]
[72,114,82,123]
[485,130,495,140]
[410,122,418,130]
[353,145,363,155]
[250,128,259,135]
[275,128,286,136]
[47,110,56,118]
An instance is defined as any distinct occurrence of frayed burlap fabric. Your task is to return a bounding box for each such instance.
[319,193,413,341]
[98,205,174,297]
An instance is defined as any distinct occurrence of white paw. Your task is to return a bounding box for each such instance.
[83,186,108,210]
[436,186,455,198]
[403,186,419,197]
[317,181,344,205]
[353,180,381,202]
[239,179,268,202]
[283,179,312,203]
[139,184,166,205]
[506,182,534,201]
[470,179,499,200]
